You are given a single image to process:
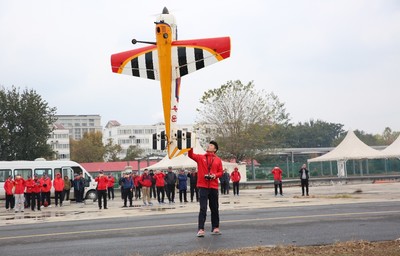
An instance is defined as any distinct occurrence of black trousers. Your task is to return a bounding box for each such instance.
[55,191,63,206]
[156,186,165,203]
[166,184,175,202]
[97,190,107,209]
[63,189,70,201]
[274,181,283,195]
[135,187,141,199]
[220,182,226,194]
[31,192,41,210]
[108,187,115,200]
[233,182,240,195]
[301,179,309,195]
[150,185,156,198]
[179,189,187,202]
[41,191,51,205]
[198,188,219,231]
[190,184,198,202]
[74,189,83,203]
[25,192,32,208]
[122,188,133,206]
[5,195,14,209]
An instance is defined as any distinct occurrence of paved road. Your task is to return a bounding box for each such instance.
[1,201,399,256]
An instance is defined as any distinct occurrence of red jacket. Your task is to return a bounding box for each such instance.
[14,177,25,194]
[230,170,241,182]
[32,178,41,193]
[107,176,115,188]
[40,177,52,192]
[95,175,108,190]
[25,178,35,193]
[272,167,283,181]
[154,172,165,187]
[53,177,65,192]
[133,175,140,187]
[140,173,152,187]
[188,149,223,190]
[4,179,14,195]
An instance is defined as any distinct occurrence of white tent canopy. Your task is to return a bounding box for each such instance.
[308,130,384,163]
[381,135,400,158]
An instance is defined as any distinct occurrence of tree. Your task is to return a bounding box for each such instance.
[0,86,57,160]
[70,131,105,162]
[381,127,399,145]
[284,120,344,148]
[104,138,123,162]
[196,80,290,162]
[124,145,144,161]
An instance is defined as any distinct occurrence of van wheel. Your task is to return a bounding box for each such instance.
[86,190,97,202]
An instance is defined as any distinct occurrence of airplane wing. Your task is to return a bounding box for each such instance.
[111,45,160,80]
[111,37,230,81]
[171,37,231,79]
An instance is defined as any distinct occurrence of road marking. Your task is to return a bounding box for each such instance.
[1,210,399,240]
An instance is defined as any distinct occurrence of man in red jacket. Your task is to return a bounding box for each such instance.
[271,166,283,196]
[25,176,35,209]
[107,173,115,200]
[95,170,108,210]
[14,174,25,213]
[140,169,153,206]
[31,175,42,211]
[154,170,166,204]
[40,173,52,207]
[4,175,15,211]
[230,167,241,196]
[53,173,65,207]
[189,140,223,237]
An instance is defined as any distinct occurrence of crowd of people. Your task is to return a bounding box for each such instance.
[3,172,87,212]
[3,161,311,228]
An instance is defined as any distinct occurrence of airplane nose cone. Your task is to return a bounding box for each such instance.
[162,7,169,14]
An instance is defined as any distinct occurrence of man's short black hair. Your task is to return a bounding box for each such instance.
[209,140,218,152]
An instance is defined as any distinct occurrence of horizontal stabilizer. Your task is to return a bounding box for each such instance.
[152,130,196,151]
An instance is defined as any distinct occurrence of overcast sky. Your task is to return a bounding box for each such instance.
[1,0,399,134]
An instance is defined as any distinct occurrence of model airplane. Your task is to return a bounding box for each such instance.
[111,7,231,159]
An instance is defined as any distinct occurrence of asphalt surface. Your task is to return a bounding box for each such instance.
[0,182,400,255]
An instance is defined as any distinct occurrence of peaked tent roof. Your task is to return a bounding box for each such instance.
[381,135,400,158]
[308,130,384,163]
[147,141,238,170]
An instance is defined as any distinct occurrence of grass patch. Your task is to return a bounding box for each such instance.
[164,240,400,256]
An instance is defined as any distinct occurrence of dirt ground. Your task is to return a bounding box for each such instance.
[168,240,400,256]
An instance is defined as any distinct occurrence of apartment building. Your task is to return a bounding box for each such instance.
[55,115,102,140]
[47,124,70,160]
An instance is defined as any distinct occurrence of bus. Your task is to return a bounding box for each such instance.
[0,159,97,200]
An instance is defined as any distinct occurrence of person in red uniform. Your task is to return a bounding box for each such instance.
[133,172,141,200]
[25,175,34,209]
[271,166,283,196]
[95,170,108,210]
[154,170,166,204]
[31,175,42,211]
[189,141,223,237]
[4,175,15,211]
[140,169,153,206]
[14,174,25,213]
[53,173,65,207]
[230,167,241,196]
[107,173,115,200]
[40,173,52,207]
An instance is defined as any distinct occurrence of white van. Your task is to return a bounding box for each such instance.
[0,159,97,200]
